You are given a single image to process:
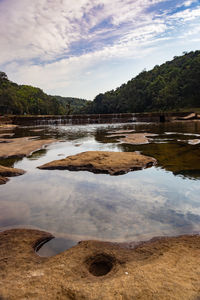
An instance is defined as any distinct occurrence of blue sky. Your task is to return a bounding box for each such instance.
[0,0,200,99]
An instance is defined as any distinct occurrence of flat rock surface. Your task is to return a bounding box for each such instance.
[38,151,157,175]
[0,165,25,185]
[0,229,200,300]
[107,132,157,144]
[0,137,56,159]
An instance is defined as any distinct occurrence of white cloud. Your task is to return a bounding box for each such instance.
[168,6,200,21]
[0,0,200,98]
[183,0,198,7]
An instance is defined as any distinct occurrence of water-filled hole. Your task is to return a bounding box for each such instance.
[88,254,114,277]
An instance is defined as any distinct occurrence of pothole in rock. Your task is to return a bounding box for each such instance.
[87,254,115,277]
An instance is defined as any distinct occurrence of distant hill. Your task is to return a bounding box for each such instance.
[86,50,200,114]
[0,72,88,115]
[53,95,89,115]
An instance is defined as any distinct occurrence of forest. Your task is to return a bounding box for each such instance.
[85,50,200,114]
[0,50,200,115]
[0,72,88,115]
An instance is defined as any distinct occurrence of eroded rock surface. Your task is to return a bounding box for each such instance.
[0,165,25,185]
[0,229,200,300]
[38,151,156,175]
[0,137,56,159]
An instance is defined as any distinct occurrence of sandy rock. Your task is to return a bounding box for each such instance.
[188,139,200,145]
[108,129,135,134]
[120,133,157,144]
[0,229,200,300]
[38,151,156,175]
[0,124,17,130]
[0,165,25,185]
[0,165,25,177]
[176,113,197,120]
[30,129,44,132]
[0,133,14,138]
[0,176,8,184]
[0,137,56,159]
[107,132,157,145]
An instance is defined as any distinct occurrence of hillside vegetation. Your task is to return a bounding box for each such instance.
[0,72,88,115]
[1,51,200,115]
[85,50,200,114]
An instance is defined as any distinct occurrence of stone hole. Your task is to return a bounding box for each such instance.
[87,254,115,277]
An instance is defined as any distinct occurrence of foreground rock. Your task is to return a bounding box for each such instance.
[0,137,56,159]
[0,165,25,184]
[0,229,200,300]
[107,132,157,145]
[38,151,156,175]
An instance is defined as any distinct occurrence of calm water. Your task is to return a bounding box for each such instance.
[0,121,200,256]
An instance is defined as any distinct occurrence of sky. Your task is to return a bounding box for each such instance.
[0,0,200,99]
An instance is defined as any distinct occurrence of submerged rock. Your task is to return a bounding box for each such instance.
[0,137,56,159]
[38,151,157,175]
[107,132,157,145]
[0,229,200,300]
[0,165,25,185]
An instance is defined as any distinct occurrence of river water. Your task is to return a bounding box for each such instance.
[0,121,200,256]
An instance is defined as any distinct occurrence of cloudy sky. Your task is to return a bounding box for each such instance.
[0,0,200,99]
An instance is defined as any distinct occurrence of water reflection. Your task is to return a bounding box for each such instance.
[0,121,200,255]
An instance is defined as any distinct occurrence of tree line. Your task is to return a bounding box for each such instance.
[0,72,88,115]
[84,50,200,114]
[1,50,200,115]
